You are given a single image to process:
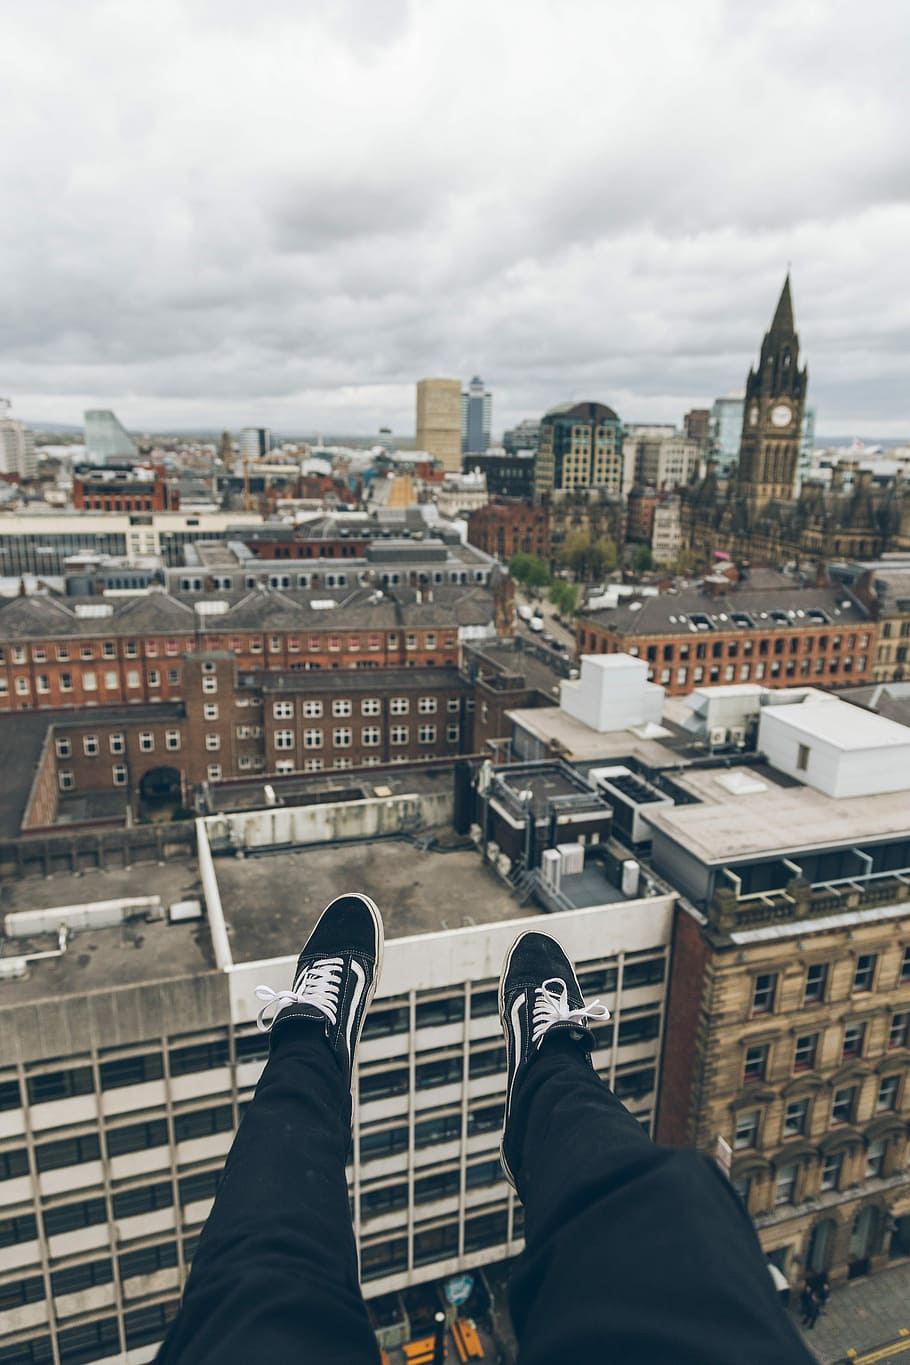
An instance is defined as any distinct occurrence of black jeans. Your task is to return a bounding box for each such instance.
[158,1026,813,1365]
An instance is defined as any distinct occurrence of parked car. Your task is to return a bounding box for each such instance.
[529,616,544,632]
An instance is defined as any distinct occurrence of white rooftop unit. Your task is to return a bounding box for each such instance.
[758,697,910,798]
[560,654,663,734]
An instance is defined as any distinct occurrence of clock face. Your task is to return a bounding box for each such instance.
[748,404,759,426]
[771,403,792,428]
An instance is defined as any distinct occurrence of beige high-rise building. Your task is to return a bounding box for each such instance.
[416,378,462,473]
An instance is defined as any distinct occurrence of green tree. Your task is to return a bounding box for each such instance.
[632,545,654,574]
[508,553,550,588]
[590,537,618,578]
[548,580,579,616]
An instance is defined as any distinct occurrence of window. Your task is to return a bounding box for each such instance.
[203,703,219,721]
[853,954,877,993]
[126,669,140,689]
[783,1098,809,1138]
[83,670,97,691]
[112,764,128,786]
[205,733,220,751]
[273,702,293,719]
[832,1086,856,1124]
[446,723,460,742]
[43,1195,107,1236]
[361,698,380,716]
[774,1162,797,1205]
[889,1011,909,1050]
[842,1022,866,1061]
[100,1052,163,1089]
[390,697,409,715]
[876,1074,900,1112]
[734,1110,759,1150]
[304,729,323,749]
[751,973,777,1015]
[139,732,154,752]
[207,765,222,781]
[390,725,408,745]
[0,1148,29,1181]
[333,728,352,748]
[36,673,49,693]
[166,730,180,751]
[104,670,118,690]
[113,1180,173,1220]
[169,1039,229,1075]
[866,1138,887,1179]
[794,1033,817,1072]
[418,696,437,714]
[418,724,436,743]
[362,726,380,747]
[804,962,828,1004]
[14,676,29,695]
[174,1104,233,1143]
[106,1118,168,1157]
[332,699,352,717]
[303,700,323,719]
[416,995,465,1029]
[820,1151,842,1192]
[82,734,98,756]
[55,738,71,758]
[168,668,180,685]
[203,676,217,694]
[52,1257,113,1295]
[743,1044,768,1085]
[36,1132,101,1171]
[58,769,74,791]
[148,668,160,687]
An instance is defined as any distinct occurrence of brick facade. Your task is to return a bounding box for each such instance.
[467,501,549,563]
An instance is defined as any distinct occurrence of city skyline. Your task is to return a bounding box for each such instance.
[3,2,910,437]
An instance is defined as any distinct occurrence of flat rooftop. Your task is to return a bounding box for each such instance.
[208,764,457,815]
[508,705,693,768]
[214,839,538,963]
[0,858,214,1004]
[645,766,910,864]
[762,697,910,750]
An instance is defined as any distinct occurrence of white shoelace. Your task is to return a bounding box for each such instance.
[531,977,611,1046]
[255,957,344,1033]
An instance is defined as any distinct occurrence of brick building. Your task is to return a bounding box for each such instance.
[575,578,876,696]
[626,486,660,544]
[0,580,511,713]
[7,656,477,834]
[73,466,179,513]
[466,501,549,564]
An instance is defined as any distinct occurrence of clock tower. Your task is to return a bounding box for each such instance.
[735,274,808,514]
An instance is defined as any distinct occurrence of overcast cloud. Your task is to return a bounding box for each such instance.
[2,0,909,438]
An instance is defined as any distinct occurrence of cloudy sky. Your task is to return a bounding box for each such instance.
[2,0,909,438]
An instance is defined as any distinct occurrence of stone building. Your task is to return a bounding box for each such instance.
[654,696,910,1283]
[466,501,549,564]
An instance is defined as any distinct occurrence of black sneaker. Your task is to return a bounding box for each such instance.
[254,893,384,1088]
[499,930,610,1187]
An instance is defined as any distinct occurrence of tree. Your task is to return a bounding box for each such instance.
[632,545,654,574]
[508,553,550,589]
[560,533,618,581]
[548,580,579,616]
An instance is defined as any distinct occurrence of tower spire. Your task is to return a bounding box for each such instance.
[769,272,794,336]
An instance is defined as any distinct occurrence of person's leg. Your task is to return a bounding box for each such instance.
[156,894,384,1365]
[499,931,815,1365]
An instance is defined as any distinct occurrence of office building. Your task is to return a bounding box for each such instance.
[239,428,271,462]
[683,409,710,448]
[650,497,683,566]
[73,467,179,514]
[0,401,37,480]
[533,402,624,501]
[502,419,540,455]
[462,452,535,500]
[709,396,746,475]
[0,750,673,1361]
[416,380,462,474]
[461,377,492,456]
[84,410,140,464]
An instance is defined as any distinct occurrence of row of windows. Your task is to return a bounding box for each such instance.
[56,730,182,759]
[360,1204,515,1281]
[0,1299,179,1364]
[272,696,460,719]
[735,1071,906,1150]
[734,1136,908,1212]
[752,953,910,1014]
[276,724,459,750]
[0,1105,237,1180]
[743,1013,909,1085]
[2,668,181,698]
[359,1157,503,1219]
[580,631,873,660]
[0,640,185,664]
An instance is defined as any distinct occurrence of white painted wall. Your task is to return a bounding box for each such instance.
[758,704,910,798]
[560,654,663,733]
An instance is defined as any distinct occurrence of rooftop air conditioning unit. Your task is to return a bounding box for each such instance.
[709,726,727,747]
[730,726,747,746]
